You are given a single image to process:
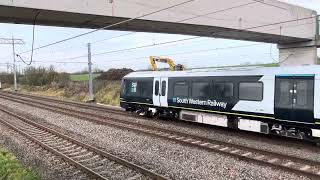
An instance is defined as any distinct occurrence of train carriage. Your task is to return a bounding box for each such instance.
[120,66,320,141]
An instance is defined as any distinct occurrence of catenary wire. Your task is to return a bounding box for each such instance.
[87,17,317,59]
[17,0,197,55]
[14,1,316,66]
[25,19,316,64]
[17,11,41,65]
[251,0,288,10]
[16,0,265,58]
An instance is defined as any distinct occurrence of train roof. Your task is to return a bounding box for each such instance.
[124,65,320,78]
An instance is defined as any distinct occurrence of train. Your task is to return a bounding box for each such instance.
[120,65,320,141]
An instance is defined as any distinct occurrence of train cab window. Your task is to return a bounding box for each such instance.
[131,82,137,93]
[161,81,166,96]
[213,82,233,98]
[155,81,159,96]
[126,81,140,96]
[174,82,189,97]
[121,80,126,95]
[192,82,209,98]
[239,82,263,101]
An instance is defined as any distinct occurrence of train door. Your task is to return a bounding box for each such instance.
[159,77,168,107]
[274,75,314,123]
[153,78,161,106]
[153,77,168,107]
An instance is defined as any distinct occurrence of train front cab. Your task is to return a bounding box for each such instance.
[274,74,320,140]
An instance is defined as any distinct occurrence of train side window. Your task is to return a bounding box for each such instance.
[161,81,166,96]
[192,82,209,98]
[141,81,153,98]
[239,82,263,101]
[155,81,159,96]
[174,82,189,97]
[213,82,233,98]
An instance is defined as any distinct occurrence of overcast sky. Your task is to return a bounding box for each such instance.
[0,0,319,73]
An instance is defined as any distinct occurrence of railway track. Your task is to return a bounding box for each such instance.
[1,91,126,115]
[0,105,166,180]
[1,92,320,179]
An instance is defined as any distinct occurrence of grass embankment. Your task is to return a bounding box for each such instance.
[95,82,121,106]
[17,81,122,106]
[0,147,39,180]
[70,74,100,82]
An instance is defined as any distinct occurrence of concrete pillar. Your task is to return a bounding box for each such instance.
[278,41,318,66]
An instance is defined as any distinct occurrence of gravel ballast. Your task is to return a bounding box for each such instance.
[10,95,320,163]
[0,122,88,180]
[0,97,312,179]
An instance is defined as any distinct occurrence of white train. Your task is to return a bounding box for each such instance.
[120,66,320,141]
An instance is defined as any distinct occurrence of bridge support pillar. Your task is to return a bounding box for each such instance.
[278,41,318,66]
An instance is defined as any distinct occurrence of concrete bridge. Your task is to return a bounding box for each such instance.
[0,0,319,65]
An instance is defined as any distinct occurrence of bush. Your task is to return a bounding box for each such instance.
[0,148,39,180]
[54,72,71,88]
[96,68,133,81]
[19,66,70,88]
[0,73,14,84]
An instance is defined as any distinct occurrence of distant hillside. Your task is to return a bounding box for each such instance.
[96,68,134,81]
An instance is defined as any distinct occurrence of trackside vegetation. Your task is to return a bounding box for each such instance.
[70,73,101,82]
[0,147,39,180]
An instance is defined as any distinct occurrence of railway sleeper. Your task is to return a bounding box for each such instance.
[67,149,88,157]
[61,146,82,154]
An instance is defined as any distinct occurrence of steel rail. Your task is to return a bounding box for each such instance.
[2,91,125,115]
[0,105,166,180]
[1,92,320,179]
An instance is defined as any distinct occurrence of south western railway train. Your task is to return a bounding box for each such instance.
[120,66,320,141]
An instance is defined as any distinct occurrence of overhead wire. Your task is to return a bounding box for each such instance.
[13,0,316,67]
[27,18,316,64]
[17,0,197,55]
[22,0,287,58]
[16,0,262,60]
[17,11,41,65]
[38,36,201,61]
[251,0,289,10]
[177,1,257,23]
[85,16,317,59]
[17,60,88,64]
[98,43,265,63]
[90,32,136,44]
[26,35,213,63]
[14,0,284,60]
[99,50,315,71]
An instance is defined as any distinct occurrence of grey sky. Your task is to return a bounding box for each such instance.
[0,0,319,72]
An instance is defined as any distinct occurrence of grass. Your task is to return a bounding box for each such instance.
[95,81,121,106]
[18,81,122,106]
[0,147,39,180]
[70,74,100,82]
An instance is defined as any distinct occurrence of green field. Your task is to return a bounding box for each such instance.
[0,147,38,180]
[70,74,101,82]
